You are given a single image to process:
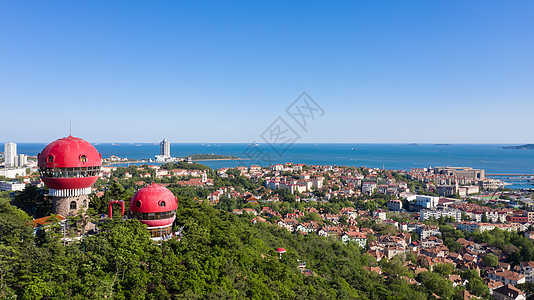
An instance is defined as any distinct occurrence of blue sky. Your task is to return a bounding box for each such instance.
[1,1,533,143]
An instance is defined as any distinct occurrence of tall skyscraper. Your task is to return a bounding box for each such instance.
[160,138,170,158]
[4,143,17,168]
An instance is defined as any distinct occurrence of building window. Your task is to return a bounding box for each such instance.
[136,201,141,208]
[80,155,87,163]
[70,201,77,210]
[159,201,166,207]
[83,200,87,208]
[48,155,54,163]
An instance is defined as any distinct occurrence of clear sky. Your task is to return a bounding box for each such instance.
[1,1,533,143]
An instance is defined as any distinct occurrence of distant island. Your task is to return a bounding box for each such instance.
[185,153,241,161]
[502,144,534,150]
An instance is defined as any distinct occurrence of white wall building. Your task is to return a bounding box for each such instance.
[4,142,17,168]
[420,207,462,222]
[415,195,440,208]
[362,182,377,195]
[18,154,27,167]
[0,181,25,191]
[160,139,170,158]
[0,168,27,178]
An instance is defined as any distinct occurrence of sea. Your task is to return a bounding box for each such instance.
[6,143,534,190]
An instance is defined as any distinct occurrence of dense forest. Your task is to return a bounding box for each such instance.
[0,192,445,299]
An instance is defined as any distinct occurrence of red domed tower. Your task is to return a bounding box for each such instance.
[128,183,178,239]
[38,136,102,217]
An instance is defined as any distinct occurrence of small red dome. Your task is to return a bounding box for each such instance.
[38,136,101,169]
[129,184,178,213]
[275,247,286,253]
[129,184,178,228]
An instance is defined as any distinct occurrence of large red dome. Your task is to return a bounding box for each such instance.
[38,136,102,191]
[129,184,178,228]
[38,135,101,169]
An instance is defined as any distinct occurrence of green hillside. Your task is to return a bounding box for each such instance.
[0,195,435,299]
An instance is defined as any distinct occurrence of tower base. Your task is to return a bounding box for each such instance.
[52,195,90,217]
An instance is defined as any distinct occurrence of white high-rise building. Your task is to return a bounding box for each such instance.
[4,143,17,168]
[18,154,27,167]
[160,139,170,158]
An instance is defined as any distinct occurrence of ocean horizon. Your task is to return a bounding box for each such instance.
[4,142,534,189]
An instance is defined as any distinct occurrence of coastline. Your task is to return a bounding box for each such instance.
[103,157,244,166]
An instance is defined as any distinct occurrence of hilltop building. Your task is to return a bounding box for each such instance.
[38,136,102,217]
[128,183,178,240]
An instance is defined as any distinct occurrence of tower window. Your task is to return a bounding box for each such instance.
[70,201,77,210]
[48,155,54,163]
[159,201,166,207]
[83,200,87,208]
[80,155,87,162]
[136,201,141,208]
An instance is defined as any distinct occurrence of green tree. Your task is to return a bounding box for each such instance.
[482,253,499,267]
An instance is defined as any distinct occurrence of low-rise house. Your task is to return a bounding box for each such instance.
[232,208,257,215]
[277,219,294,231]
[373,209,386,220]
[487,269,526,285]
[385,246,405,259]
[421,236,443,248]
[295,222,320,234]
[517,261,534,283]
[341,231,367,248]
[447,274,465,287]
[387,199,403,211]
[417,225,440,239]
[492,284,526,300]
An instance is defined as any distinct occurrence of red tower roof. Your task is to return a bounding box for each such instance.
[129,184,178,213]
[38,136,102,191]
[38,135,101,169]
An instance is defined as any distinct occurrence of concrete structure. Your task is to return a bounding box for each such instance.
[417,225,440,239]
[415,195,440,208]
[420,207,462,222]
[38,136,102,217]
[387,199,403,211]
[456,222,521,233]
[0,181,25,191]
[17,154,27,167]
[4,142,17,168]
[362,182,377,195]
[437,185,479,197]
[129,183,178,240]
[0,168,26,178]
[160,138,170,158]
[434,167,485,180]
[373,209,387,220]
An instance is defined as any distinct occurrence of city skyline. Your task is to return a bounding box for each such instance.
[1,1,533,143]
